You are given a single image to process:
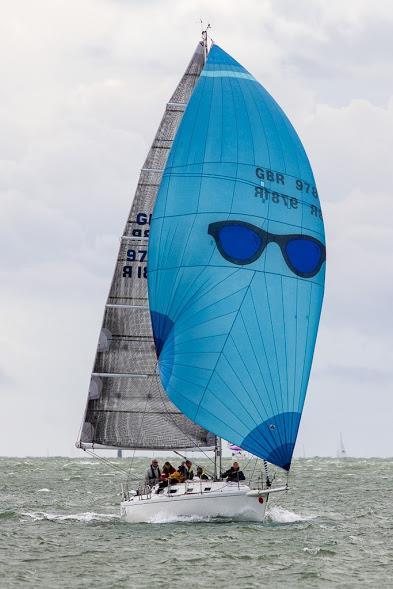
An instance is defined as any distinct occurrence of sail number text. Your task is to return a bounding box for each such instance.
[122,213,149,279]
[256,167,319,199]
[255,167,322,219]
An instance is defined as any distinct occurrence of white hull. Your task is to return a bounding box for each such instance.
[120,481,286,523]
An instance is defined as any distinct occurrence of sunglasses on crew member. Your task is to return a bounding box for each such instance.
[208,220,326,278]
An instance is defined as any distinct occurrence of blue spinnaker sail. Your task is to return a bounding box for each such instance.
[148,45,325,470]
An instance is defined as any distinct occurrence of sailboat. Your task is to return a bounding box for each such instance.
[337,433,347,458]
[77,32,326,523]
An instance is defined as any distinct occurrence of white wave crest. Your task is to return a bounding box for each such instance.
[147,513,212,524]
[62,461,98,467]
[266,505,316,523]
[303,546,321,555]
[22,511,119,523]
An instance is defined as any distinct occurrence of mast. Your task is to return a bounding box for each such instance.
[214,436,222,480]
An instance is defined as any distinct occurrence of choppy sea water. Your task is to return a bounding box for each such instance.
[1,457,392,588]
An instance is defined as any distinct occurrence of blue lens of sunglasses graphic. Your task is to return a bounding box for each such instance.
[217,224,263,262]
[285,238,322,274]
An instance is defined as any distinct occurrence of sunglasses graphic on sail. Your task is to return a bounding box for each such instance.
[208,220,326,278]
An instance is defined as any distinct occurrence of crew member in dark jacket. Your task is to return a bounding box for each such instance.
[178,460,194,480]
[221,461,245,482]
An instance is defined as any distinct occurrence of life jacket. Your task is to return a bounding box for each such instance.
[148,465,161,481]
[169,470,185,483]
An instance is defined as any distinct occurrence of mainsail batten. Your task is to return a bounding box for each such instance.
[148,45,326,470]
[78,42,215,451]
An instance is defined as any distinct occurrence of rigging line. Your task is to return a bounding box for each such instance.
[248,457,259,483]
[242,453,257,476]
[173,449,214,479]
[155,375,216,468]
[82,448,131,476]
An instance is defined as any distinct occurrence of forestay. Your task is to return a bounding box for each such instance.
[78,42,215,451]
[148,45,326,470]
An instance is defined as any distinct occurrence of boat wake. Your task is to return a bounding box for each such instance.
[144,507,316,525]
[147,513,214,524]
[21,511,119,523]
[266,505,317,523]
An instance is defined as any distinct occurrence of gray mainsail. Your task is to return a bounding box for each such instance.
[78,42,215,450]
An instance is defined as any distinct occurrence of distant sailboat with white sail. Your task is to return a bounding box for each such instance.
[76,30,326,523]
[337,433,347,459]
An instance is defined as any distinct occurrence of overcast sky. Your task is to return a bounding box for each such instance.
[1,0,392,457]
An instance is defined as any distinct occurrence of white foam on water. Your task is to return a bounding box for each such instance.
[37,488,51,493]
[62,461,98,468]
[22,511,119,523]
[266,505,317,523]
[147,513,213,524]
[303,546,321,555]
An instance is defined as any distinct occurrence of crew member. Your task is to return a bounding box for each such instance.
[196,466,209,480]
[221,461,245,482]
[145,459,161,486]
[178,460,194,480]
